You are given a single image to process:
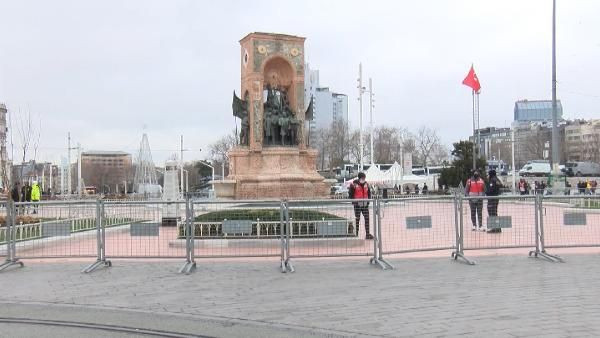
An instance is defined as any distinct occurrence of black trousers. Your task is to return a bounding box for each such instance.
[353,204,370,234]
[469,200,483,228]
[487,199,499,217]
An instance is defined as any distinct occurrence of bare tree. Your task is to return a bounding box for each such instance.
[209,130,237,177]
[415,126,441,166]
[429,143,450,165]
[14,110,41,184]
[348,129,370,165]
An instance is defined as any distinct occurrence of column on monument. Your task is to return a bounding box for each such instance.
[248,79,264,151]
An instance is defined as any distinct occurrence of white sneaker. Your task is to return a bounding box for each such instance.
[472,227,477,231]
[479,227,486,232]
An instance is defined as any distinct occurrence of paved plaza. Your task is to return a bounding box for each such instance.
[2,253,600,337]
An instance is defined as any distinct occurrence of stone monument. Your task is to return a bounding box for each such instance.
[215,32,328,199]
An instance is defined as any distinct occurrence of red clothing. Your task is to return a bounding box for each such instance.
[466,178,485,196]
[350,181,370,199]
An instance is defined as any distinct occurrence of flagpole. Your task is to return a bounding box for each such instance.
[472,89,476,170]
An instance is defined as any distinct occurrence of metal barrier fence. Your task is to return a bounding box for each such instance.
[542,196,600,250]
[282,199,382,272]
[5,195,600,274]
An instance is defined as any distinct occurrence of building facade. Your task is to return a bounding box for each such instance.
[564,119,600,162]
[81,151,132,194]
[514,99,563,122]
[513,121,567,168]
[303,64,348,145]
[470,127,512,165]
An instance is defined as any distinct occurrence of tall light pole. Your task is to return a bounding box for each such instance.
[550,0,560,174]
[180,135,184,195]
[357,63,366,172]
[368,78,375,165]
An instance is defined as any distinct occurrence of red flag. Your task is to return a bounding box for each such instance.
[462,65,481,92]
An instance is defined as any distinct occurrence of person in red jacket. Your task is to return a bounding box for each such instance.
[465,170,485,231]
[348,172,373,239]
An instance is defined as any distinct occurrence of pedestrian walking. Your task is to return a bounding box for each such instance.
[422,183,429,195]
[31,181,41,214]
[486,170,502,233]
[21,183,31,214]
[349,172,373,240]
[11,182,21,204]
[465,170,485,231]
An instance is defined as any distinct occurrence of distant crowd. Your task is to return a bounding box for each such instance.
[517,178,597,195]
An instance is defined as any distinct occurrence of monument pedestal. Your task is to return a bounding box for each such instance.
[221,146,328,199]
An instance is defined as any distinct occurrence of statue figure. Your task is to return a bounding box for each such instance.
[263,110,271,144]
[279,113,290,146]
[232,91,249,145]
[239,116,249,145]
[289,116,299,145]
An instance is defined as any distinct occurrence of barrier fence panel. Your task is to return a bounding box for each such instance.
[284,199,375,270]
[12,201,99,259]
[0,201,8,260]
[460,196,538,254]
[102,201,187,259]
[188,200,284,261]
[542,195,600,250]
[378,196,457,257]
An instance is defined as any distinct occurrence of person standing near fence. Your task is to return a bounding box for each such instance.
[349,172,373,240]
[465,170,485,232]
[21,182,31,214]
[486,170,502,233]
[11,182,21,206]
[31,181,41,214]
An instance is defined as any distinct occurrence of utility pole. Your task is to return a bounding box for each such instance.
[550,0,560,174]
[180,135,184,195]
[49,164,53,196]
[67,133,71,195]
[357,63,365,172]
[511,127,516,194]
[77,142,82,196]
[369,78,375,164]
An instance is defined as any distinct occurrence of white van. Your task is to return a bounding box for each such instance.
[519,161,551,177]
[564,162,600,177]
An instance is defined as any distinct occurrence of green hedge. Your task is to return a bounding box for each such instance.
[194,209,344,222]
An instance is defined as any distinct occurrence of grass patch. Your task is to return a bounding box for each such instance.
[194,209,345,222]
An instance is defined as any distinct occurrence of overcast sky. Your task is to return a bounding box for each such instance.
[1,0,599,164]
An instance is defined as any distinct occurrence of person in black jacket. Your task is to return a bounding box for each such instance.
[348,172,373,239]
[11,183,21,203]
[486,170,502,233]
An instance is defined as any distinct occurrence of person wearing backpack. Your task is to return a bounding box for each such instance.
[486,170,503,233]
[465,170,485,231]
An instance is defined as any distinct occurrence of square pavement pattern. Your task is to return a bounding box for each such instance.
[2,255,600,337]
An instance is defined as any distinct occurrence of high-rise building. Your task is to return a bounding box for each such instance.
[304,64,348,144]
[514,99,563,122]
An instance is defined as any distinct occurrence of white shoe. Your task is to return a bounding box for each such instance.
[472,227,477,231]
[479,227,486,232]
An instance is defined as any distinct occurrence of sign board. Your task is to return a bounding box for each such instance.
[406,216,432,229]
[317,220,349,235]
[130,222,160,236]
[487,216,512,229]
[42,222,71,237]
[564,213,586,226]
[222,220,253,235]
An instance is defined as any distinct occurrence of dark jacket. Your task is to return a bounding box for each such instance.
[22,185,32,202]
[11,186,21,202]
[486,176,502,196]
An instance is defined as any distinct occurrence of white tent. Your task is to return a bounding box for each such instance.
[346,162,427,188]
